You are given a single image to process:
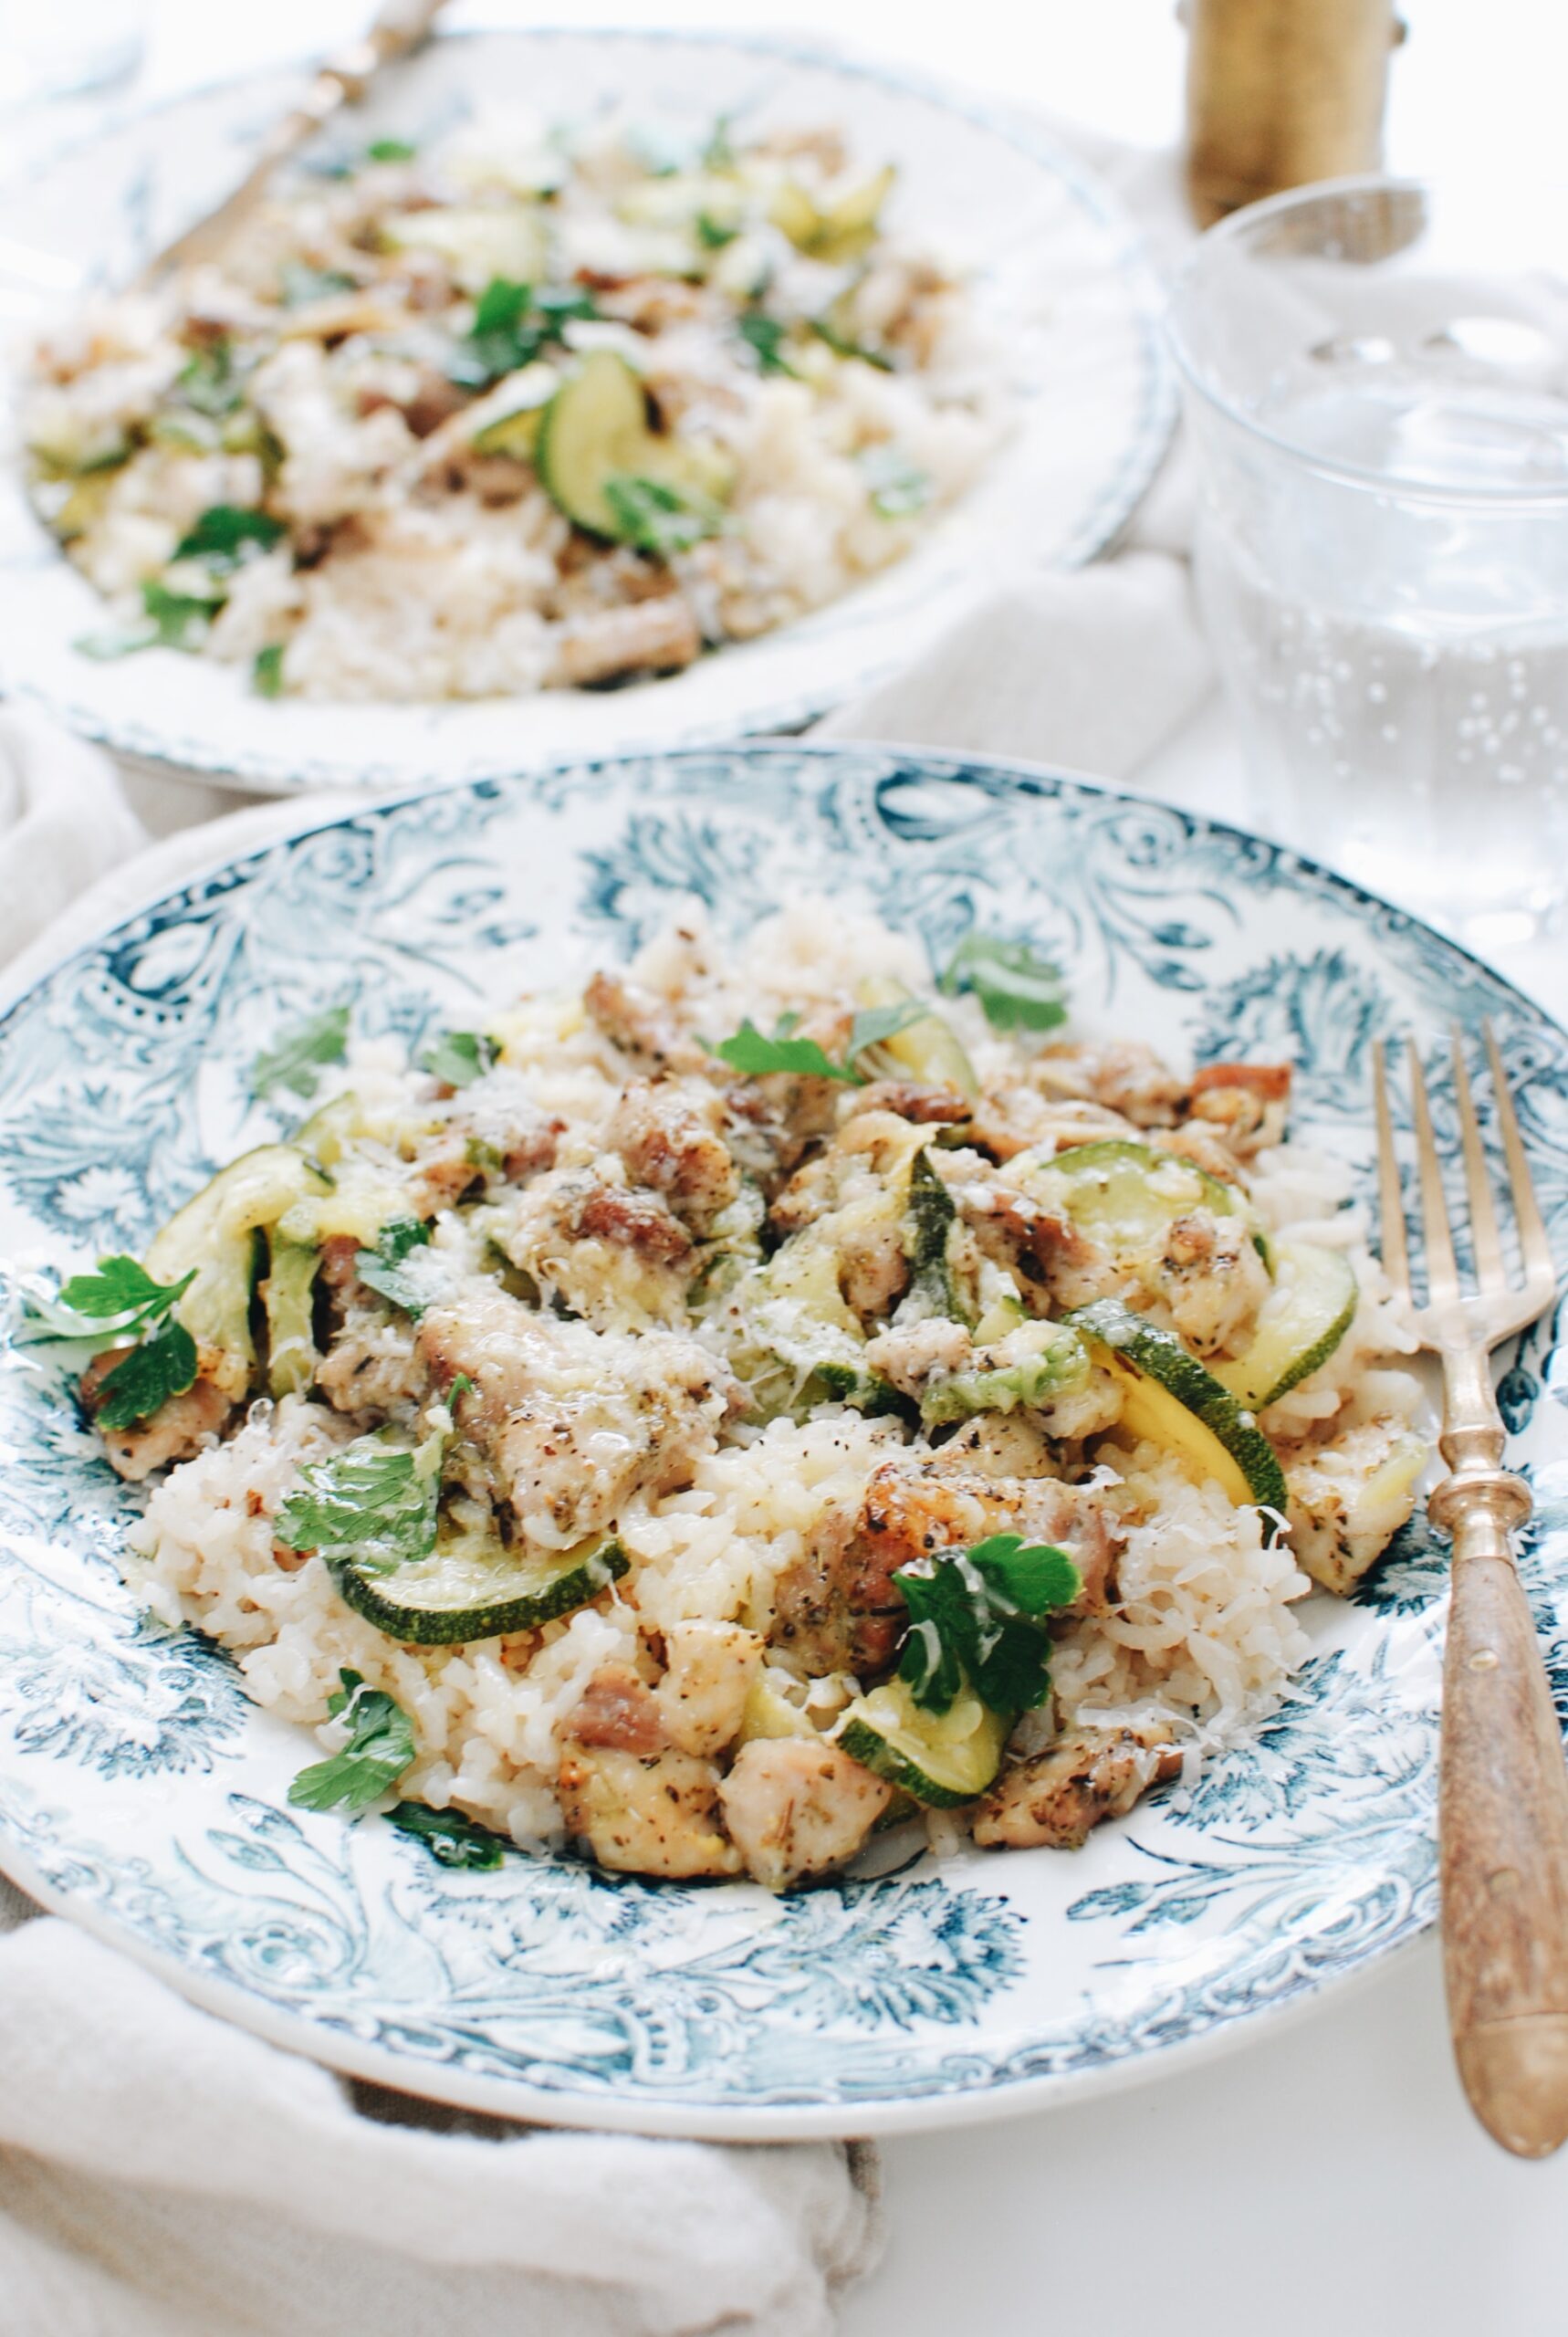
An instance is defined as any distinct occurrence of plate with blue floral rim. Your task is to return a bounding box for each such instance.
[1,739,1566,2142]
[0,29,1172,799]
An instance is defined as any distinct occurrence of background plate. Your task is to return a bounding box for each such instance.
[0,30,1172,795]
[2,742,1565,2140]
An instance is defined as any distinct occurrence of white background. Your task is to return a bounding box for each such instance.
[26,3,1568,2330]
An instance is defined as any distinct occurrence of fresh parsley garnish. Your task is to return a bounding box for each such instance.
[701,112,737,171]
[846,999,931,1058]
[602,473,723,556]
[860,445,930,519]
[420,1029,497,1087]
[711,999,933,1085]
[76,576,215,659]
[365,137,417,163]
[274,1424,444,1577]
[175,341,245,418]
[736,310,798,377]
[896,1534,1081,1718]
[288,1670,416,1813]
[388,1800,504,1869]
[940,932,1068,1034]
[278,260,357,306]
[94,1317,199,1431]
[355,1217,434,1317]
[811,318,894,372]
[253,643,286,697]
[695,210,739,250]
[23,1254,194,1344]
[710,1018,862,1084]
[173,504,285,571]
[251,1003,350,1103]
[447,277,599,390]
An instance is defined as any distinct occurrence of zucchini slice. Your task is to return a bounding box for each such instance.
[468,362,559,461]
[769,164,896,262]
[1067,1296,1289,1513]
[854,973,977,1099]
[262,1235,321,1399]
[145,1146,330,1400]
[1211,1240,1359,1411]
[902,1149,971,1324]
[837,1679,1008,1808]
[535,350,724,541]
[921,1321,1090,1425]
[1036,1139,1242,1252]
[332,1530,629,1646]
[380,205,548,291]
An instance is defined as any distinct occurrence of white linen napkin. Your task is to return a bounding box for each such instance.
[0,1879,878,2337]
[0,106,1210,2337]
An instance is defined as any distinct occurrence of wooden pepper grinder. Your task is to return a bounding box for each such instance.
[1184,0,1406,227]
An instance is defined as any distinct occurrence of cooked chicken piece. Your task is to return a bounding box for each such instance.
[925,1411,1059,1479]
[768,1462,1123,1675]
[1146,1121,1249,1187]
[557,1745,741,1878]
[560,1177,694,1264]
[81,1347,232,1483]
[549,596,702,687]
[841,1081,973,1128]
[974,1724,1182,1849]
[768,1106,918,1324]
[966,1092,1144,1163]
[1186,1062,1292,1158]
[1155,1208,1271,1359]
[863,1315,972,1399]
[1283,1416,1427,1593]
[566,1663,667,1755]
[408,1092,562,1210]
[583,969,712,1077]
[317,1298,432,1418]
[655,1620,764,1756]
[596,277,714,332]
[418,1283,728,1544]
[1033,1039,1186,1128]
[607,1079,739,1227]
[957,1177,1113,1312]
[719,1739,892,1892]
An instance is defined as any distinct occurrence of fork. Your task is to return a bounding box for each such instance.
[1375,1022,1568,2157]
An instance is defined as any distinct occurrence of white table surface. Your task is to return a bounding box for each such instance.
[18,3,1568,2328]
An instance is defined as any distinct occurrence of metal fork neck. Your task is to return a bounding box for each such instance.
[1430,1345,1532,1547]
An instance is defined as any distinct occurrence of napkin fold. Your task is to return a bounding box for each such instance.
[0,1887,877,2337]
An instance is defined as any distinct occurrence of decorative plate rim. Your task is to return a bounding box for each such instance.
[0,26,1176,796]
[1,739,1561,2142]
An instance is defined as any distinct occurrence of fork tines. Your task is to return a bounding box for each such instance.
[1373,1022,1556,1334]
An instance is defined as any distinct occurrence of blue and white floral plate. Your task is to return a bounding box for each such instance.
[1,742,1565,2140]
[0,30,1171,797]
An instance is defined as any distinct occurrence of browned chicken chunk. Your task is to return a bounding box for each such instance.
[974,1725,1181,1850]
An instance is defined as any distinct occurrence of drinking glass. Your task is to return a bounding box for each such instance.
[1167,177,1568,948]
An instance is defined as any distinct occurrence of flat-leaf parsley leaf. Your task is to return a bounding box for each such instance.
[603,473,724,556]
[274,1425,444,1577]
[420,1029,498,1088]
[709,1019,862,1084]
[895,1533,1081,1718]
[355,1217,434,1317]
[388,1800,505,1869]
[251,1002,350,1102]
[94,1317,199,1431]
[288,1670,416,1813]
[23,1254,194,1344]
[940,931,1068,1033]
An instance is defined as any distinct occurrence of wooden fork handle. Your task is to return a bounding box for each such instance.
[1437,1479,1568,2157]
